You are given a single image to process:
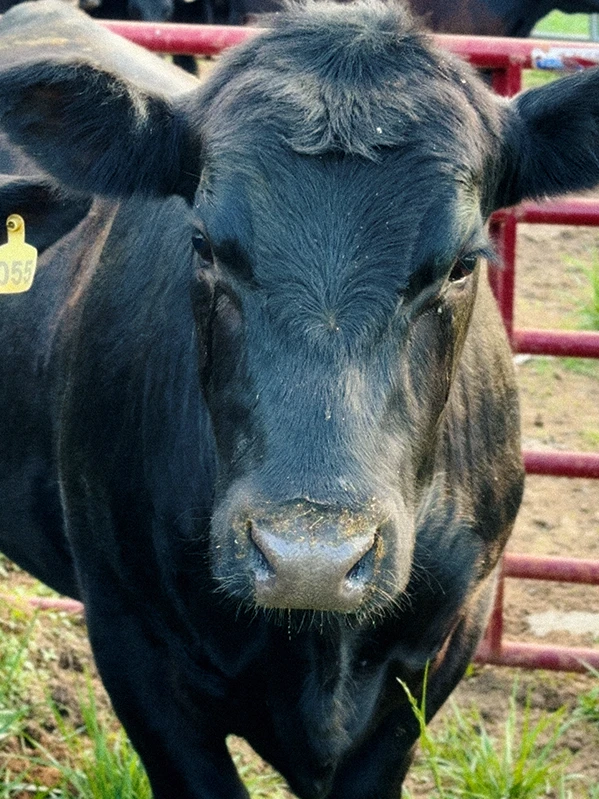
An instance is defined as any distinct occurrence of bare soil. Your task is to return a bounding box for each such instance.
[0,216,598,797]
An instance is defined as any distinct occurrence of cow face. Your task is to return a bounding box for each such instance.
[191,148,489,617]
[177,6,505,618]
[1,0,599,618]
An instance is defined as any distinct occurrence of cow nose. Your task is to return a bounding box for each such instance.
[247,511,378,612]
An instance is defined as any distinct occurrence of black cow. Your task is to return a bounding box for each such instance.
[409,0,599,36]
[87,0,599,34]
[2,0,599,73]
[88,0,599,74]
[1,1,599,796]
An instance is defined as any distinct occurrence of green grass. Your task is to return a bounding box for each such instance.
[401,673,587,799]
[524,10,596,89]
[577,254,599,331]
[0,615,46,798]
[2,681,292,799]
[0,607,293,799]
[576,666,599,727]
[533,11,591,38]
[562,249,599,331]
[1,615,598,799]
[36,681,152,799]
[522,355,599,381]
[581,428,599,448]
[232,751,291,798]
[578,687,599,726]
[561,358,599,379]
[6,688,292,799]
[0,617,35,739]
[522,69,559,89]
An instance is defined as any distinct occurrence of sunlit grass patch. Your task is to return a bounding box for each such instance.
[521,355,599,381]
[576,666,599,727]
[578,254,599,331]
[0,615,36,737]
[401,671,580,799]
[524,12,595,89]
[230,739,292,798]
[533,11,591,38]
[32,682,152,799]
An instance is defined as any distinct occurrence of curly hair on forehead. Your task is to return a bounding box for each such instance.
[196,0,494,161]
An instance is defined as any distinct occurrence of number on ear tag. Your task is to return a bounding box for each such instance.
[0,214,38,294]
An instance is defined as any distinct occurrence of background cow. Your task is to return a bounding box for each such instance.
[410,0,599,36]
[86,0,599,35]
[2,0,599,72]
[1,1,599,797]
[160,0,599,71]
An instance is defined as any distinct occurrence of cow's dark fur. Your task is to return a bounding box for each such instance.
[1,1,599,796]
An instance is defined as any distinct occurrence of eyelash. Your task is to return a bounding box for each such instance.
[448,253,478,282]
[192,232,215,266]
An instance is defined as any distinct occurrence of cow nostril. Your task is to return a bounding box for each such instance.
[345,539,376,588]
[247,520,275,579]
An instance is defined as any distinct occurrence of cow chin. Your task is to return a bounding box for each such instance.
[210,490,415,623]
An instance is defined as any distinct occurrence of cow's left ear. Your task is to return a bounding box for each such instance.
[492,67,599,210]
[0,0,201,202]
[493,68,599,210]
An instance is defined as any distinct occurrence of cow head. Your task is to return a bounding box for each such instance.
[189,67,493,614]
[1,0,599,619]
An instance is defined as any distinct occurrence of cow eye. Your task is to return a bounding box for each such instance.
[448,253,477,283]
[192,232,215,266]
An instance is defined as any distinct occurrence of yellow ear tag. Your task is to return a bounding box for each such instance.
[0,214,38,294]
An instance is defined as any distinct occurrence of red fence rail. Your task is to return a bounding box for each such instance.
[8,23,596,672]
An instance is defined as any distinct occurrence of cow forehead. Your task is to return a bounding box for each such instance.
[194,152,483,352]
[193,14,494,270]
[191,0,498,173]
[198,56,488,170]
[196,148,483,287]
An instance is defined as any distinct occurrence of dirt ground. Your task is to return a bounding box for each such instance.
[0,215,598,797]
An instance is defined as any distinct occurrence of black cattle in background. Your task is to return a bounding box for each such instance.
[83,0,599,74]
[2,1,599,796]
[1,0,599,72]
[410,0,599,35]
[88,0,599,32]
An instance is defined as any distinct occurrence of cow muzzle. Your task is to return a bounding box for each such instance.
[249,515,377,612]
[211,491,413,615]
[222,499,394,613]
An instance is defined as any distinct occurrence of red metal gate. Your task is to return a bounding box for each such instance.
[444,34,599,672]
[18,21,599,671]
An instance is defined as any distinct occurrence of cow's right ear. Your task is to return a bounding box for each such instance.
[0,0,201,202]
